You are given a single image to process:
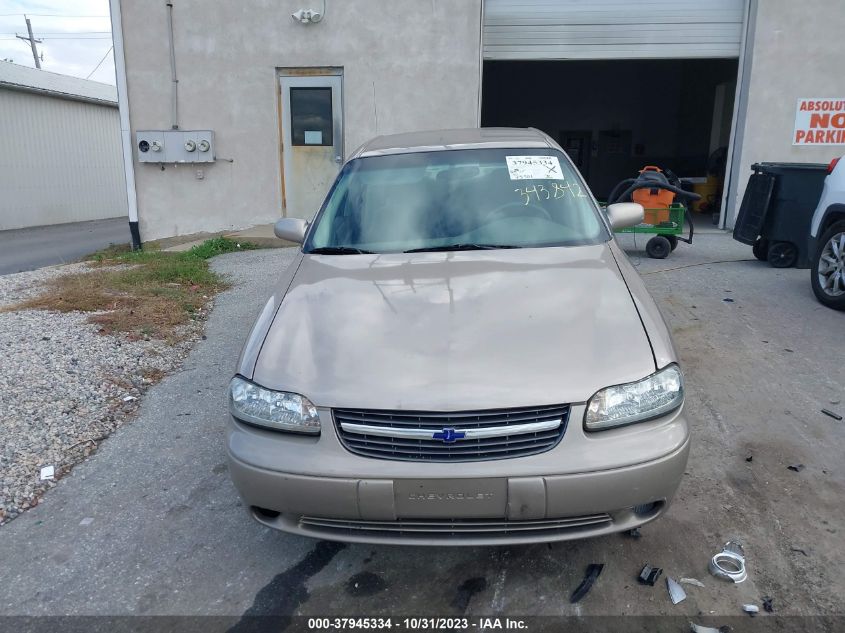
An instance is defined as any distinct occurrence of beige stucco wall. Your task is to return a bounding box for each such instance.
[728,0,845,224]
[120,0,482,242]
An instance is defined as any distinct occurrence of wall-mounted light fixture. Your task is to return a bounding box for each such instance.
[291,0,326,24]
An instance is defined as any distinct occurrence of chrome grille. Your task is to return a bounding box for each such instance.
[298,514,611,540]
[333,404,569,461]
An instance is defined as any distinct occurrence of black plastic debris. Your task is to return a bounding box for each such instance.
[723,298,735,303]
[821,409,843,421]
[762,596,775,612]
[627,527,642,539]
[745,456,753,462]
[787,464,805,472]
[638,564,663,586]
[570,564,603,603]
[791,547,809,556]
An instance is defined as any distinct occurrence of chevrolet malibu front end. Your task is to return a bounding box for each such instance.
[226,128,690,545]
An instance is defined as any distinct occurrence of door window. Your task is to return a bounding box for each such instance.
[290,87,333,146]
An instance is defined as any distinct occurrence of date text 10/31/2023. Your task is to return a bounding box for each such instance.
[307,617,528,630]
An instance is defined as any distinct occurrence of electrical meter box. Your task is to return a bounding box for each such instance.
[136,130,215,163]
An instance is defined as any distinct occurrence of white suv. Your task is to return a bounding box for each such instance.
[810,157,845,310]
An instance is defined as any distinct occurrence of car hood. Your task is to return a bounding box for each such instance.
[252,244,656,410]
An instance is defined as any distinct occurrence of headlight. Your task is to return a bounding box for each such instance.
[584,365,683,431]
[228,376,320,434]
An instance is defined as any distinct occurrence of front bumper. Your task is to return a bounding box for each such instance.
[226,405,690,545]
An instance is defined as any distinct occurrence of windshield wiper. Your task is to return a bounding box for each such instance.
[308,246,375,255]
[404,243,520,253]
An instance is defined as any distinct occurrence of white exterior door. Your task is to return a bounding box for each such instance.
[280,72,343,220]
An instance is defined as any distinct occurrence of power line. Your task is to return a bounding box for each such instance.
[86,44,113,79]
[1,32,112,35]
[0,36,112,40]
[0,14,110,18]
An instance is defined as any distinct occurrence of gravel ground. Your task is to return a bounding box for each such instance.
[0,262,95,307]
[0,263,205,525]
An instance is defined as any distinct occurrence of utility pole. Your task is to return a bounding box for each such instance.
[16,16,42,69]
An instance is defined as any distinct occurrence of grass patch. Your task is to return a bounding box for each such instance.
[85,242,133,262]
[185,236,258,259]
[11,238,257,341]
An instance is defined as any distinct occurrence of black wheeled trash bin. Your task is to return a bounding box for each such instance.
[732,162,827,268]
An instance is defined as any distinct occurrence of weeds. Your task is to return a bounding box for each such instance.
[85,242,132,262]
[184,236,257,259]
[10,238,257,341]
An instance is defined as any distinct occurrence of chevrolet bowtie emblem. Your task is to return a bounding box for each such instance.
[432,427,466,443]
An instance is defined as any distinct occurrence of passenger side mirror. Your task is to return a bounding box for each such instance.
[606,203,644,230]
[274,218,308,244]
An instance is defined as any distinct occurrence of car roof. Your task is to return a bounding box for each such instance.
[349,127,559,159]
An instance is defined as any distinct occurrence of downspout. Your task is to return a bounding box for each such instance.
[166,1,179,129]
[109,0,141,249]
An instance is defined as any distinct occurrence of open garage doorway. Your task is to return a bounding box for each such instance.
[482,59,739,222]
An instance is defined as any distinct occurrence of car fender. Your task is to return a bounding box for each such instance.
[819,203,845,235]
[607,241,678,370]
[810,159,845,238]
[235,251,305,379]
[810,203,845,258]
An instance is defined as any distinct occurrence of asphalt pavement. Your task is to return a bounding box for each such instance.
[0,233,843,630]
[0,218,130,275]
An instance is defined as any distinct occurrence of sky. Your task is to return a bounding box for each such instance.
[0,0,115,84]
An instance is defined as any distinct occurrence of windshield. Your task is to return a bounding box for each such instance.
[304,148,609,253]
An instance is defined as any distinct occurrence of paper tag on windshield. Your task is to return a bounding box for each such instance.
[506,156,564,180]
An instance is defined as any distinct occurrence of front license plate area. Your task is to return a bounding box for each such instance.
[394,478,507,518]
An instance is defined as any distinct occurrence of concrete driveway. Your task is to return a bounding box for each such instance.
[0,218,130,275]
[1,233,842,630]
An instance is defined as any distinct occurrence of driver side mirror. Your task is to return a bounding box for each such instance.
[606,203,644,230]
[274,218,308,244]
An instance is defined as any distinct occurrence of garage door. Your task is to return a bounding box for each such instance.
[484,0,746,60]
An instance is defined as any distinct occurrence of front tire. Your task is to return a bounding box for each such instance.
[811,221,845,311]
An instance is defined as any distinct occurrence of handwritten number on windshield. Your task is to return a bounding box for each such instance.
[552,182,588,199]
[514,185,551,204]
[515,181,587,205]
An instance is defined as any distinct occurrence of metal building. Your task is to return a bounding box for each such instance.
[0,63,126,230]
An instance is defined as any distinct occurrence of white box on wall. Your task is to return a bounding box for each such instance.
[136,130,215,163]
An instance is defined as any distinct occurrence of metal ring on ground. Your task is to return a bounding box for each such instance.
[709,541,747,583]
